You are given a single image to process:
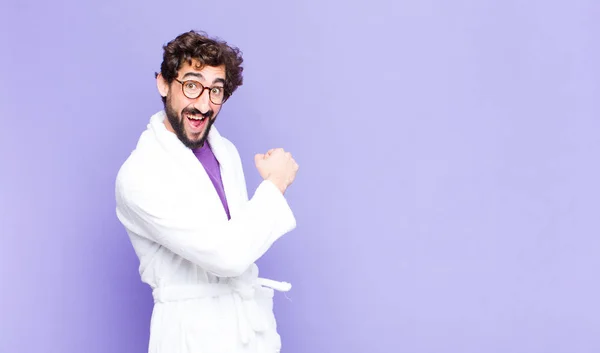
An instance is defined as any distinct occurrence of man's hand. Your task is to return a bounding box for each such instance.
[254,148,299,194]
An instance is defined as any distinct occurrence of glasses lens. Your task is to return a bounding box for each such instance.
[210,87,225,105]
[183,81,201,98]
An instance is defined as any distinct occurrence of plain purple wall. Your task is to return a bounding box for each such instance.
[1,0,599,352]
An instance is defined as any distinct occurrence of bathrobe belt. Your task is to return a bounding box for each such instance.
[152,276,291,345]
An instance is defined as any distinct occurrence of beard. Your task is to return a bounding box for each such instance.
[165,96,217,149]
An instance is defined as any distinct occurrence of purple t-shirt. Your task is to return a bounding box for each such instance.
[192,142,231,220]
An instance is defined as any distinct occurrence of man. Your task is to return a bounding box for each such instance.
[115,30,299,353]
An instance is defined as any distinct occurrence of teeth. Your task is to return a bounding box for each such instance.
[188,115,204,121]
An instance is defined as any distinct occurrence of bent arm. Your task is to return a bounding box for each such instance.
[116,177,296,277]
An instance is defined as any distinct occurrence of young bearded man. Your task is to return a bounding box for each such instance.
[115,30,299,353]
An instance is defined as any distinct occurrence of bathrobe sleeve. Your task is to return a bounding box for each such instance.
[116,175,296,278]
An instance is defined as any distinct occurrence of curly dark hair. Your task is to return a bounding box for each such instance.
[155,30,244,104]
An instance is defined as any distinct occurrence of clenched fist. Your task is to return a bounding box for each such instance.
[254,148,299,194]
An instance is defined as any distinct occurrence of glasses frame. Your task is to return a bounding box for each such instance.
[174,78,229,105]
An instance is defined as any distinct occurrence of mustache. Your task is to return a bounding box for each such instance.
[182,107,213,120]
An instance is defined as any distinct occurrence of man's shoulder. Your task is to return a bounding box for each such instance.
[210,129,242,160]
[115,132,162,191]
[219,135,238,154]
[115,151,144,193]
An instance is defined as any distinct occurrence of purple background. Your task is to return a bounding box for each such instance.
[1,0,599,352]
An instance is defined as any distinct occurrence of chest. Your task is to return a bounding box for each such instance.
[156,149,241,221]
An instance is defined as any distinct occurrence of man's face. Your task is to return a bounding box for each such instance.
[158,60,226,149]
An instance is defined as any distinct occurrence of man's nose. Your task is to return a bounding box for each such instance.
[193,88,211,113]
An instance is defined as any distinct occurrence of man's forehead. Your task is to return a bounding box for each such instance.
[180,60,225,78]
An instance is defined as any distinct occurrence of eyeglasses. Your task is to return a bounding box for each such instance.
[174,79,228,105]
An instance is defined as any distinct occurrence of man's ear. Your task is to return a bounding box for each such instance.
[157,73,169,98]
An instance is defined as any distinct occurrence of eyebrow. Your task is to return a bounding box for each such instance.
[182,72,226,86]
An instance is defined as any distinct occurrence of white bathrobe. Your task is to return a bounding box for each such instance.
[115,110,296,353]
